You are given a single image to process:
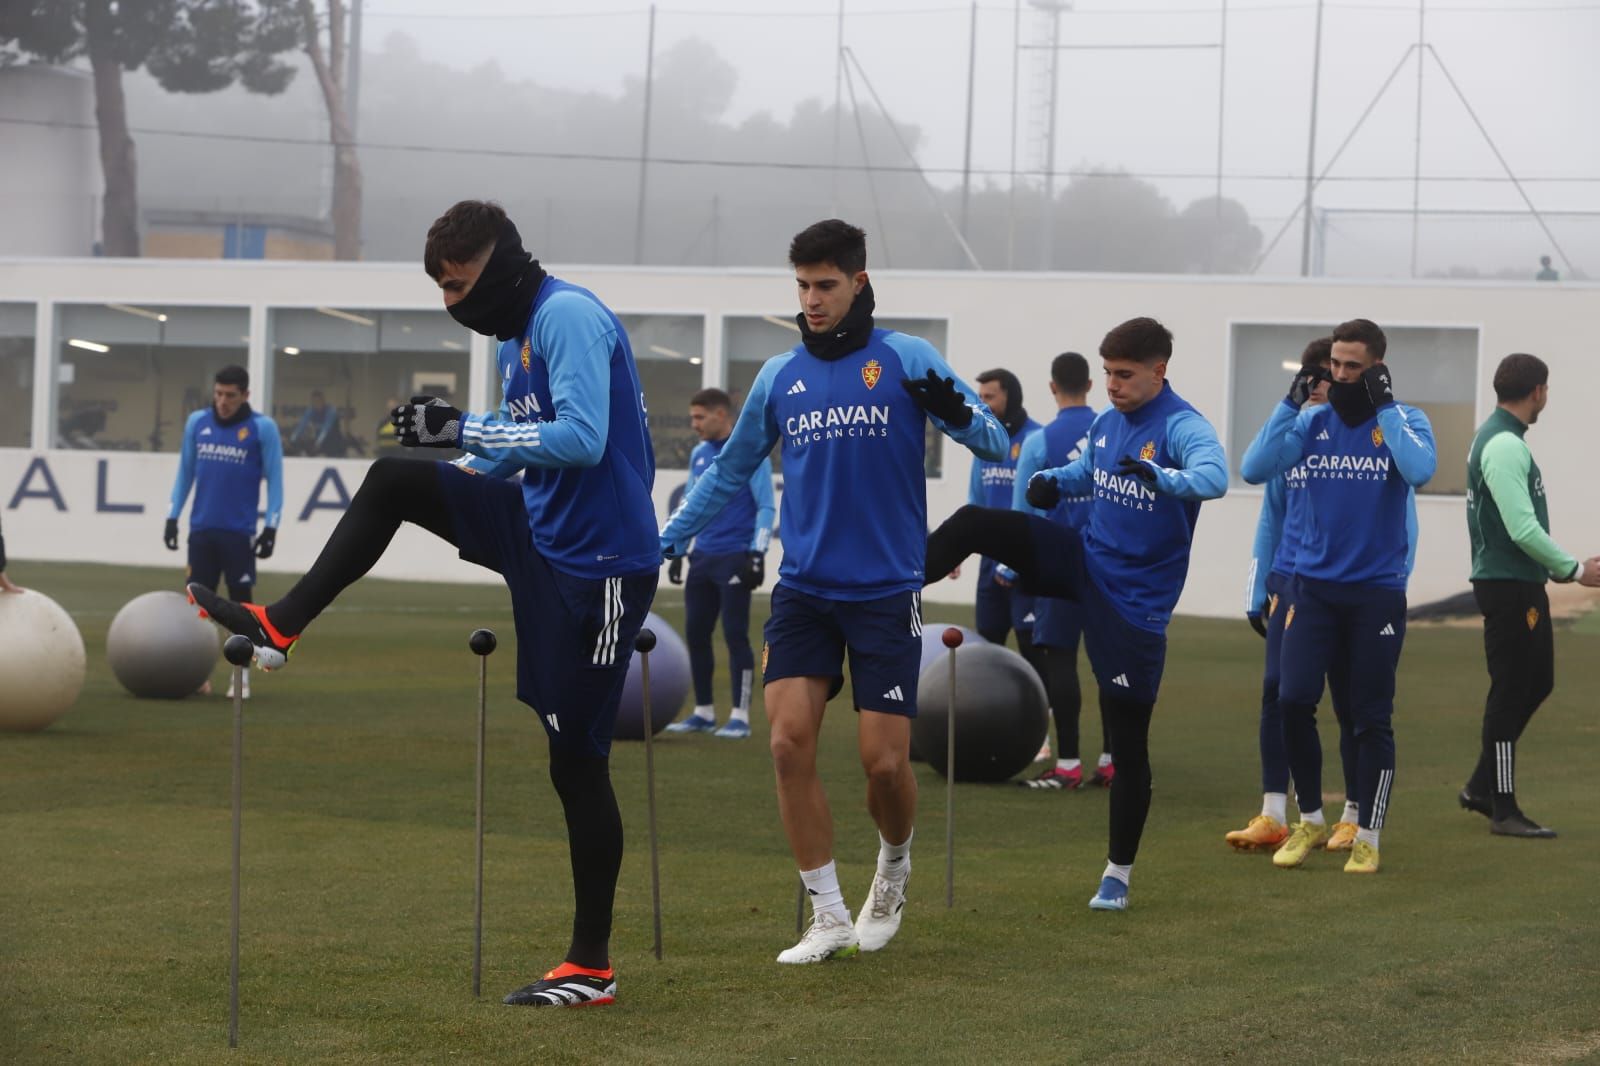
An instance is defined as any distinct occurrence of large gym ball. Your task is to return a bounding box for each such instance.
[613,612,691,740]
[909,626,987,761]
[912,642,1048,783]
[0,588,87,732]
[106,591,220,699]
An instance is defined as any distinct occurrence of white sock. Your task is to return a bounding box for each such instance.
[1342,801,1360,825]
[1098,753,1113,768]
[877,830,913,878]
[1356,827,1380,849]
[732,669,754,722]
[692,704,715,723]
[799,860,848,922]
[729,705,750,725]
[1102,861,1132,886]
[1056,758,1081,773]
[1262,792,1288,824]
[1298,806,1326,827]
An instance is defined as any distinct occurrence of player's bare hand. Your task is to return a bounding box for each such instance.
[1578,556,1600,588]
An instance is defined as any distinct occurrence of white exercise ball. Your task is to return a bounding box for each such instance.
[106,590,219,699]
[0,588,87,732]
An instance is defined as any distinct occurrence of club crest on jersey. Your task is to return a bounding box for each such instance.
[1284,604,1296,629]
[1527,607,1540,631]
[861,359,882,389]
[1139,440,1157,462]
[520,340,532,373]
[1010,441,1021,461]
[1371,426,1385,448]
[236,426,250,441]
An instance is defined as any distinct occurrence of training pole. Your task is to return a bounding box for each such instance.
[942,627,964,908]
[637,630,664,961]
[221,635,253,1048]
[468,629,497,997]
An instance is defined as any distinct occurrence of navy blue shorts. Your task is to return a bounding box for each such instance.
[1278,575,1405,731]
[687,549,750,589]
[762,583,923,716]
[1030,595,1082,651]
[1022,517,1167,704]
[188,528,256,602]
[438,463,657,758]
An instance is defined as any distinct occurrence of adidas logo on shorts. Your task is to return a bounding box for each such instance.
[787,380,808,395]
[1379,623,1396,636]
[1111,674,1131,688]
[882,686,905,702]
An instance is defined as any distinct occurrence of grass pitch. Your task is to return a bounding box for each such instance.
[3,562,1598,1065]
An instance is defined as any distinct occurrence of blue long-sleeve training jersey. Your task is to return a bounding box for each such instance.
[455,276,658,579]
[1241,397,1434,589]
[661,328,1007,600]
[1040,381,1227,632]
[969,417,1041,508]
[168,407,283,535]
[1013,405,1097,526]
[684,437,775,556]
[1244,406,1422,613]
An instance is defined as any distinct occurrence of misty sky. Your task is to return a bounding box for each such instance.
[358,0,1600,272]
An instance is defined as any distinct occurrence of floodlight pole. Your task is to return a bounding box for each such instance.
[632,3,657,266]
[1299,0,1325,277]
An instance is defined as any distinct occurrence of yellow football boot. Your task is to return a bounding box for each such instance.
[1225,815,1290,851]
[1271,820,1329,869]
[1343,839,1380,874]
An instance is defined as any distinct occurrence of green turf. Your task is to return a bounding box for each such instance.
[4,562,1599,1065]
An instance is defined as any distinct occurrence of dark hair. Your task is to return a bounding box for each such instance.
[1051,351,1090,393]
[690,387,732,411]
[789,219,867,275]
[1300,336,1333,371]
[1100,317,1173,365]
[214,365,249,390]
[1493,352,1549,402]
[975,370,1011,397]
[424,200,508,280]
[1331,318,1387,361]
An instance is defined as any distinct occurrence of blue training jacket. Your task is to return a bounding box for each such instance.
[168,407,283,536]
[684,437,775,556]
[1244,405,1422,613]
[661,328,1007,601]
[969,417,1041,508]
[456,276,659,579]
[1240,397,1434,589]
[1039,381,1227,632]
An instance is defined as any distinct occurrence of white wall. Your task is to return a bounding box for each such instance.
[3,256,1597,616]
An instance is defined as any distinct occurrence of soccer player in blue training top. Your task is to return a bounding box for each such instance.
[189,200,658,1008]
[925,317,1227,911]
[969,370,1045,681]
[1228,338,1356,850]
[1241,317,1435,875]
[661,219,1007,964]
[664,387,776,739]
[1008,351,1111,791]
[165,364,283,700]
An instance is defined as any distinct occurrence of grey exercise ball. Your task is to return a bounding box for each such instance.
[913,642,1048,783]
[106,590,220,699]
[613,612,691,740]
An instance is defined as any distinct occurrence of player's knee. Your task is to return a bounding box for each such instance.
[768,726,816,777]
[860,744,908,787]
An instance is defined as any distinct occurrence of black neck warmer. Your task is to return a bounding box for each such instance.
[985,368,1029,435]
[1327,380,1376,427]
[214,401,253,428]
[798,281,876,361]
[446,219,548,341]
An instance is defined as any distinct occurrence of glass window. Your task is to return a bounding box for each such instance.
[0,303,34,448]
[55,304,249,452]
[723,314,950,477]
[1229,322,1477,496]
[624,314,705,470]
[268,308,472,462]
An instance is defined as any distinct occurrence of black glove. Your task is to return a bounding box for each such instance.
[1287,365,1330,408]
[742,551,765,590]
[1362,363,1395,410]
[667,556,684,585]
[1116,456,1158,484]
[164,518,179,551]
[1248,613,1267,639]
[392,395,462,448]
[253,527,277,559]
[899,369,973,428]
[1025,473,1061,510]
